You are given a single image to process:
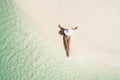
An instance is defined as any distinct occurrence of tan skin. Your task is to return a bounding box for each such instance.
[58,25,78,57]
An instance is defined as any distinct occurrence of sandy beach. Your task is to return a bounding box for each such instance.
[15,0,120,68]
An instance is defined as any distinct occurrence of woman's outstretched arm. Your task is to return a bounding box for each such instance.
[72,27,78,30]
[58,24,65,30]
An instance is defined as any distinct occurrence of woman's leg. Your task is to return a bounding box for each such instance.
[64,36,70,57]
[67,38,70,57]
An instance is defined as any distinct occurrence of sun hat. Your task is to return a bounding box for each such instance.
[64,29,73,36]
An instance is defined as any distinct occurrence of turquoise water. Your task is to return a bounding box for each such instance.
[0,0,120,80]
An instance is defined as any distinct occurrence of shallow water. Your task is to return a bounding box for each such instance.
[0,0,120,80]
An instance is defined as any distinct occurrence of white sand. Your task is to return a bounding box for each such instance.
[15,0,120,69]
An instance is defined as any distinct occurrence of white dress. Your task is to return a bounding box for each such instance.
[64,29,73,36]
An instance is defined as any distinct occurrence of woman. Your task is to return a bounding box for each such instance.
[58,25,78,57]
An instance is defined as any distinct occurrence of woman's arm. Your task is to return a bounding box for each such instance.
[58,24,65,30]
[72,27,78,30]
